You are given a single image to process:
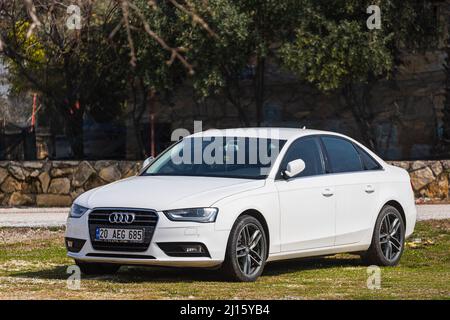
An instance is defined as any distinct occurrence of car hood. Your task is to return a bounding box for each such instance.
[76,175,265,211]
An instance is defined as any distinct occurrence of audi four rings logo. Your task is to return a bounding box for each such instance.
[109,212,135,224]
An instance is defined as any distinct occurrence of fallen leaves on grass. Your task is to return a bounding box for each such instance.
[406,238,435,249]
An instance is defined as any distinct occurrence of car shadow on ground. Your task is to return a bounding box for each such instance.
[263,255,362,277]
[10,255,363,283]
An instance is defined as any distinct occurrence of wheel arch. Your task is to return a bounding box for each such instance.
[383,200,406,228]
[238,209,270,255]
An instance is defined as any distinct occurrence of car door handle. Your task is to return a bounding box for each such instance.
[365,185,375,194]
[322,188,334,197]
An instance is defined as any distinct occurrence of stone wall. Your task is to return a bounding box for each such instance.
[388,160,450,200]
[0,160,449,207]
[0,161,142,207]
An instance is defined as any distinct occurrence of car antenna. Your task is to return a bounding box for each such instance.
[301,126,306,130]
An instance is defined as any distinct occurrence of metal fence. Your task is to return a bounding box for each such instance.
[0,122,36,160]
[0,119,172,160]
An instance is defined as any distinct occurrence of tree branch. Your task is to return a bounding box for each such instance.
[125,0,194,74]
[24,0,42,38]
[120,0,137,67]
[8,0,217,75]
[169,0,217,39]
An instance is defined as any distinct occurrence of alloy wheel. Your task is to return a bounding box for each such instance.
[379,212,403,261]
[235,223,266,277]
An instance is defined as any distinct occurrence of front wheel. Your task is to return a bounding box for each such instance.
[362,205,405,266]
[75,260,121,275]
[221,215,268,282]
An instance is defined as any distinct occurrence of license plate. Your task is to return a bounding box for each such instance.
[95,227,144,243]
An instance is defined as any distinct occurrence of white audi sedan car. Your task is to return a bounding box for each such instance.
[66,128,416,281]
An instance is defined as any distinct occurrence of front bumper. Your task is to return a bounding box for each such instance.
[65,209,229,268]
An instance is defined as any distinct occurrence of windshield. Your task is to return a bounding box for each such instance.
[143,137,286,179]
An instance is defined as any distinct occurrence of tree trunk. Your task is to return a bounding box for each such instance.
[131,77,147,159]
[234,103,250,127]
[343,84,377,151]
[67,109,84,159]
[441,0,450,156]
[254,56,266,126]
[223,78,250,127]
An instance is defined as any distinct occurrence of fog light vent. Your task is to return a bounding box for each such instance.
[65,237,86,253]
[157,242,210,257]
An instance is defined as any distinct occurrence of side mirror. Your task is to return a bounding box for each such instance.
[142,156,155,169]
[283,159,306,179]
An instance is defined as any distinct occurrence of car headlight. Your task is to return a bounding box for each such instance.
[163,208,218,223]
[69,203,89,218]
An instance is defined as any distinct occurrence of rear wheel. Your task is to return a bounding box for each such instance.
[75,260,120,275]
[221,215,268,282]
[362,205,405,266]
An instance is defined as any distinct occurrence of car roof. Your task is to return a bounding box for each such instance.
[188,127,336,141]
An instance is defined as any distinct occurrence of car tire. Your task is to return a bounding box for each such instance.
[221,215,268,282]
[362,205,405,266]
[75,260,121,275]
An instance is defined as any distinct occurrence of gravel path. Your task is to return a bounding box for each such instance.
[0,205,449,227]
[415,204,450,221]
[0,208,69,227]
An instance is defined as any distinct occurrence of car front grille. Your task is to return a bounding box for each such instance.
[88,208,158,252]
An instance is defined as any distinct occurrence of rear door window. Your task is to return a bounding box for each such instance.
[321,136,363,173]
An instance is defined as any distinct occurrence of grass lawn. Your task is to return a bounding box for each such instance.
[0,220,449,300]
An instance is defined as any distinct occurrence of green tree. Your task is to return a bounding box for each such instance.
[132,0,435,148]
[0,0,131,158]
[173,0,307,126]
[280,0,439,150]
[1,0,438,156]
[115,0,188,157]
[125,0,306,126]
